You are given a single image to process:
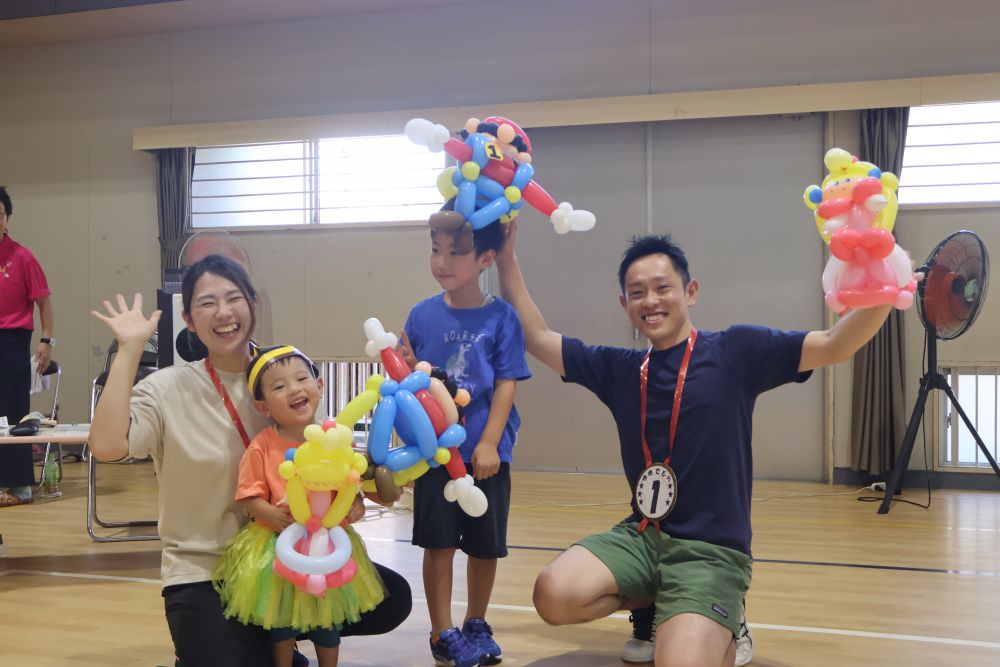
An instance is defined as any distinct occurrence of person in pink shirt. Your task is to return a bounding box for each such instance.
[0,185,55,508]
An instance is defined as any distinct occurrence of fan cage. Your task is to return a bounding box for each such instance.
[916,230,989,341]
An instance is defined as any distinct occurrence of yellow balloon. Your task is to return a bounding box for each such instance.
[461,161,481,181]
[504,186,521,204]
[335,375,384,429]
[437,167,459,200]
[434,447,452,465]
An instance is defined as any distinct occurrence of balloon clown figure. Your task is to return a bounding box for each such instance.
[212,345,385,660]
[804,147,917,313]
[405,115,596,236]
[361,317,489,517]
[272,420,369,596]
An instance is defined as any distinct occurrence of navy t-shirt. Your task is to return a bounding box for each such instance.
[405,293,532,463]
[562,325,811,555]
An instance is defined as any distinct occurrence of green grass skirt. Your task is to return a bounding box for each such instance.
[213,522,385,631]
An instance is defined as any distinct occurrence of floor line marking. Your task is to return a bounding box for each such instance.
[6,570,999,650]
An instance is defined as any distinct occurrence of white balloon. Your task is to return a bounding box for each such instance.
[569,210,596,231]
[457,485,488,517]
[364,317,385,341]
[443,479,458,502]
[404,118,433,145]
[431,124,451,146]
[275,524,352,575]
[365,340,378,358]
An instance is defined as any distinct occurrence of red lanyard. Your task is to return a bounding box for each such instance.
[639,328,697,468]
[205,358,252,449]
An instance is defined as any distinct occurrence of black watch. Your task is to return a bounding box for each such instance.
[40,337,55,346]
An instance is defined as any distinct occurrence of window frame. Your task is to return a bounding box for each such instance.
[191,135,448,232]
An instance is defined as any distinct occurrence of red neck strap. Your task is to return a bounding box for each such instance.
[639,328,698,468]
[205,357,252,449]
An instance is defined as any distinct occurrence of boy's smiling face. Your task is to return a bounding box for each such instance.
[430,230,493,296]
[254,357,323,430]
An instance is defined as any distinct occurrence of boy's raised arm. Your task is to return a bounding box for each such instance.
[495,221,565,376]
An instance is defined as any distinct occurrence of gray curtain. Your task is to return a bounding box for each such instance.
[851,108,909,476]
[155,148,195,273]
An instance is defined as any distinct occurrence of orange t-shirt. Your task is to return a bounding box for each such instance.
[235,426,299,506]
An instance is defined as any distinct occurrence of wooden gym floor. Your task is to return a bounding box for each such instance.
[1,460,998,666]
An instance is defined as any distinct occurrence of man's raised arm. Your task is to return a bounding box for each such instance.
[495,221,566,376]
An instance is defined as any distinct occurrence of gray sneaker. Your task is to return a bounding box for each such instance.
[621,636,654,663]
[735,608,753,666]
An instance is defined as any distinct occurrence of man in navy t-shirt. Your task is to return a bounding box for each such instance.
[496,225,895,667]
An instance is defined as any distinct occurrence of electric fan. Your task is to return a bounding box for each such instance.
[178,229,251,272]
[878,230,997,514]
[170,230,252,362]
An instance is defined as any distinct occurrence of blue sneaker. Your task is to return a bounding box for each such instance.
[292,646,310,667]
[431,627,484,667]
[462,617,502,665]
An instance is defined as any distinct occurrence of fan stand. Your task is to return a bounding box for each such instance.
[877,325,1000,514]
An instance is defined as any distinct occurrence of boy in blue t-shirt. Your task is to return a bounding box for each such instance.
[495,223,895,667]
[400,214,531,667]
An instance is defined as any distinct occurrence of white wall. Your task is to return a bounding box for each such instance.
[4,0,1000,478]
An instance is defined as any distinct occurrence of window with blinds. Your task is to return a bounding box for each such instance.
[899,101,1000,205]
[192,135,446,228]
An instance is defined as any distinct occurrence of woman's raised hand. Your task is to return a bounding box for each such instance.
[91,293,161,348]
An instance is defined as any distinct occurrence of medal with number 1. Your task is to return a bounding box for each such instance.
[634,328,697,530]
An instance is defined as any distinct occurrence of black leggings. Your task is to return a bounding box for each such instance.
[164,563,412,667]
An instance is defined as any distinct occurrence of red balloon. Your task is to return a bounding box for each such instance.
[380,347,413,382]
[416,389,448,436]
[445,447,466,480]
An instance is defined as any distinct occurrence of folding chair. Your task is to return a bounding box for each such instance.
[86,339,159,542]
[34,360,65,482]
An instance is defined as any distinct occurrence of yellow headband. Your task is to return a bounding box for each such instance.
[247,345,310,396]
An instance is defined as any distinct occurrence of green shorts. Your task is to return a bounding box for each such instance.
[576,521,752,636]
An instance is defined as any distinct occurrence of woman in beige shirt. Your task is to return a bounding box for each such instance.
[90,255,411,667]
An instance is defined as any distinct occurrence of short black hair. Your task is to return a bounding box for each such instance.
[471,221,504,256]
[0,186,12,217]
[181,254,258,334]
[618,235,691,293]
[432,198,505,257]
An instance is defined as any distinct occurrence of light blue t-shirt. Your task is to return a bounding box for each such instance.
[404,293,531,463]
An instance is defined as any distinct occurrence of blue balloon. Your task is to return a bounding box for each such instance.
[456,180,477,219]
[512,162,534,190]
[468,197,510,230]
[808,188,823,205]
[395,389,438,460]
[379,379,399,397]
[285,448,297,461]
[393,412,418,447]
[437,423,467,449]
[475,175,505,200]
[385,445,422,472]
[400,370,430,394]
[368,396,397,464]
[468,133,489,167]
[868,167,882,178]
